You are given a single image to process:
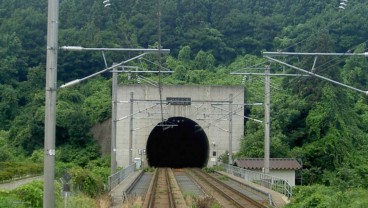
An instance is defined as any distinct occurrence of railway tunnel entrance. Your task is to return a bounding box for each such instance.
[146,117,209,168]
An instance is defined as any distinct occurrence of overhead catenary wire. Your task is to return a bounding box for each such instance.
[266,56,368,94]
[259,2,368,95]
[211,105,263,123]
[239,2,367,75]
[156,0,165,123]
[269,41,368,94]
[306,40,368,74]
[228,2,368,175]
[117,104,159,121]
[234,1,366,76]
[283,40,368,87]
[140,57,173,71]
[256,2,368,82]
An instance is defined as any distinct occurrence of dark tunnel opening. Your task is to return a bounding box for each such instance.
[146,117,209,168]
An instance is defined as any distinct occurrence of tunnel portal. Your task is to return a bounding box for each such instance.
[146,117,209,168]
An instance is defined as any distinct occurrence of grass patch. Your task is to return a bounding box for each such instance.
[143,167,155,172]
[121,196,143,208]
[218,175,229,181]
[194,196,221,208]
[202,167,215,173]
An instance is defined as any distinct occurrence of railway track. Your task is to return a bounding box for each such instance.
[142,168,187,208]
[127,168,268,208]
[186,168,267,208]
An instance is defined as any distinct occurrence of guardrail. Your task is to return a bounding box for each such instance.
[108,163,136,191]
[220,163,293,198]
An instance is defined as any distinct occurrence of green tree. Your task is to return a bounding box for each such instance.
[0,84,18,130]
[178,46,192,69]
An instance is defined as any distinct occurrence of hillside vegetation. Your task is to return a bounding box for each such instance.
[1,0,368,206]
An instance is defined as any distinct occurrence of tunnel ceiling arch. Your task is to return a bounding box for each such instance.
[146,117,209,168]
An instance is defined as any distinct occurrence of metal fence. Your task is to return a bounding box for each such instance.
[108,163,136,191]
[220,163,293,198]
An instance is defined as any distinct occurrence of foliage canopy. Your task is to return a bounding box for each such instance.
[1,0,368,205]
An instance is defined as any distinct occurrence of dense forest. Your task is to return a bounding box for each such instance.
[1,0,368,206]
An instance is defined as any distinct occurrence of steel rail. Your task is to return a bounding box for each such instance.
[187,168,266,208]
[143,168,176,208]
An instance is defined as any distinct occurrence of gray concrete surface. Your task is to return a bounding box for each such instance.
[109,170,143,208]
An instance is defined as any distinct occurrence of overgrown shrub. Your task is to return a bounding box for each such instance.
[0,190,24,208]
[195,196,220,208]
[12,180,43,207]
[57,194,96,208]
[286,185,368,208]
[202,167,215,173]
[0,162,42,182]
[143,167,155,172]
[69,166,104,197]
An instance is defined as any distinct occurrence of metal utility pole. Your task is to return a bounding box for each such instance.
[228,94,233,165]
[129,92,134,165]
[44,0,59,207]
[111,64,118,174]
[230,67,307,174]
[264,66,271,174]
[257,50,368,173]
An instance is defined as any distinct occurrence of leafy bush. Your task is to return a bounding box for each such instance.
[212,165,225,172]
[0,181,62,208]
[55,146,109,197]
[286,185,368,208]
[57,143,100,167]
[0,148,14,162]
[143,167,155,172]
[55,161,75,178]
[0,190,25,208]
[56,194,96,208]
[202,167,215,173]
[30,149,44,163]
[12,180,43,207]
[0,131,16,162]
[86,156,111,185]
[69,166,104,197]
[0,171,12,182]
[218,175,229,181]
[0,162,42,182]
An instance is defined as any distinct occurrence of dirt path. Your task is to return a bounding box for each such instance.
[0,176,43,191]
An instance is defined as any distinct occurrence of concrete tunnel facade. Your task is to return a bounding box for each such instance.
[115,85,244,168]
